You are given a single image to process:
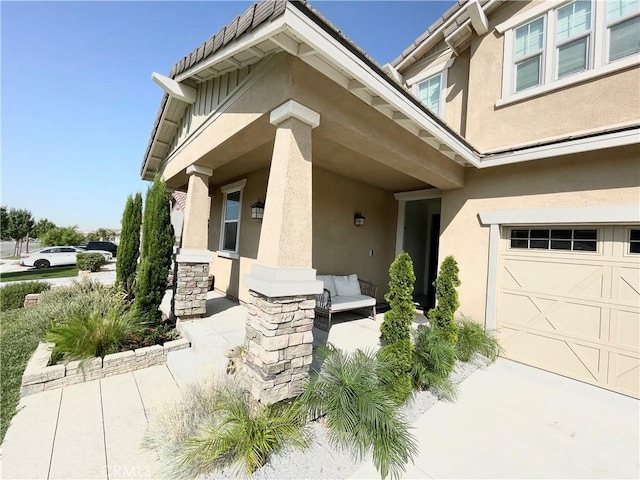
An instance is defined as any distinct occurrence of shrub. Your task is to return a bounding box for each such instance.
[379,251,416,404]
[143,380,310,478]
[456,315,502,362]
[124,323,179,349]
[134,175,174,323]
[0,281,50,310]
[411,326,458,400]
[116,192,142,298]
[47,306,142,359]
[39,226,84,247]
[76,252,105,272]
[428,256,461,345]
[300,346,417,480]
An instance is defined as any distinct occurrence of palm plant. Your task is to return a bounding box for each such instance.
[300,345,417,480]
[411,326,458,400]
[177,383,310,477]
[455,315,502,362]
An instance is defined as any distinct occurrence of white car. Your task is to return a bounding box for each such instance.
[21,246,112,269]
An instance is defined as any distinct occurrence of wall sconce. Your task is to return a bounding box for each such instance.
[251,200,265,220]
[354,212,365,227]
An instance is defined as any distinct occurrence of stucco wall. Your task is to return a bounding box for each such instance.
[439,145,640,324]
[208,166,398,304]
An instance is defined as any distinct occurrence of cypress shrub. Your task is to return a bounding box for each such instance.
[134,175,174,323]
[428,256,461,345]
[379,251,416,404]
[116,192,142,297]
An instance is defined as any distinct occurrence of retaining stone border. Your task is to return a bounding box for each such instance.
[21,338,190,396]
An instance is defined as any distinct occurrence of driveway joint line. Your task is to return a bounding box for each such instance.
[46,388,64,480]
[99,379,109,480]
[132,371,150,424]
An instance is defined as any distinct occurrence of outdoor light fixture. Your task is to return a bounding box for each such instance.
[251,200,265,219]
[354,212,365,227]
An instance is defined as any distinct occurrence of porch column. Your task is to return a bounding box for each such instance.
[173,164,213,320]
[242,100,323,404]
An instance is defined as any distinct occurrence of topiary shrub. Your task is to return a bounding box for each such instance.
[456,315,502,362]
[76,252,105,272]
[0,281,50,310]
[379,251,416,405]
[428,255,461,345]
[116,192,142,298]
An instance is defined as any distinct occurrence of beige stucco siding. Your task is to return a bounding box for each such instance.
[208,166,397,304]
[439,145,640,324]
[465,1,640,151]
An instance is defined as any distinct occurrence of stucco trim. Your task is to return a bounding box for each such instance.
[479,204,640,226]
[394,188,442,255]
[484,224,500,332]
[186,165,213,177]
[270,100,320,128]
[220,179,247,193]
[175,248,213,263]
[244,264,323,297]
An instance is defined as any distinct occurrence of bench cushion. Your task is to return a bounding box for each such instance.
[330,294,376,312]
[334,274,361,296]
[316,275,337,297]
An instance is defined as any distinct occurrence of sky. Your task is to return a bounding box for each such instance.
[1,0,455,230]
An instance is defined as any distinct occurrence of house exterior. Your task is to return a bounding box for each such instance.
[141,0,639,401]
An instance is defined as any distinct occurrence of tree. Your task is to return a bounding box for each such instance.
[116,193,142,298]
[32,219,56,239]
[379,251,416,404]
[40,226,85,247]
[85,232,100,241]
[95,228,115,241]
[0,206,8,240]
[134,176,174,323]
[6,209,34,256]
[428,256,461,345]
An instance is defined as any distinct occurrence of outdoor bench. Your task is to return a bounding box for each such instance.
[314,274,378,331]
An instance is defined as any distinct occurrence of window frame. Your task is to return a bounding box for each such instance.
[409,57,454,119]
[553,0,594,80]
[218,179,246,259]
[508,227,600,254]
[628,227,640,254]
[513,16,547,93]
[416,72,444,116]
[605,2,640,63]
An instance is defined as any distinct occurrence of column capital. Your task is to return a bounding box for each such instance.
[186,164,213,177]
[270,100,320,129]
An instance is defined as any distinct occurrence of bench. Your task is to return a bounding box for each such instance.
[314,274,378,331]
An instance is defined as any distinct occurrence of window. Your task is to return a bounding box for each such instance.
[219,179,246,255]
[510,228,598,252]
[417,73,443,115]
[501,0,640,99]
[630,229,640,254]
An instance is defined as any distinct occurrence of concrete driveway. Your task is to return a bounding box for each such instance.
[352,358,640,479]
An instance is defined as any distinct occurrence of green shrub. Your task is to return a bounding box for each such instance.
[47,306,142,359]
[300,346,417,480]
[76,252,105,272]
[116,192,142,298]
[456,316,502,362]
[428,256,461,345]
[144,380,310,478]
[379,252,416,405]
[0,281,50,310]
[411,326,458,400]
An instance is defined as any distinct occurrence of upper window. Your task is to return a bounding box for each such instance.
[417,73,443,116]
[505,0,640,97]
[219,179,246,255]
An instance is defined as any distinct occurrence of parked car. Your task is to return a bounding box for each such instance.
[20,246,112,269]
[78,241,118,257]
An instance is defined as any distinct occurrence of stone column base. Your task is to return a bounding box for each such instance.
[173,262,210,319]
[241,290,315,405]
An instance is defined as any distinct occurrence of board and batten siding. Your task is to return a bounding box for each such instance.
[168,65,254,155]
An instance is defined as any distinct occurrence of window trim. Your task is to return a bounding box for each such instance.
[513,15,547,93]
[628,227,640,255]
[508,227,600,254]
[554,1,594,80]
[499,0,640,105]
[219,179,246,256]
[409,57,454,118]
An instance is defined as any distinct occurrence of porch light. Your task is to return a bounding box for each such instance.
[251,200,265,220]
[354,212,365,227]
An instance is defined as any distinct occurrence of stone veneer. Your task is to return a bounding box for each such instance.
[174,262,210,318]
[21,338,190,396]
[242,291,315,405]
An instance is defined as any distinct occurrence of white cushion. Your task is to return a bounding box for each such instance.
[334,274,361,296]
[316,275,337,297]
[330,294,376,312]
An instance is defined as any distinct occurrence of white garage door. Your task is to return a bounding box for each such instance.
[497,225,640,398]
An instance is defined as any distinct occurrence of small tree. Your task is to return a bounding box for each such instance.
[134,176,174,323]
[86,232,100,241]
[379,251,416,404]
[95,228,116,241]
[40,226,84,247]
[428,256,461,345]
[32,219,56,240]
[0,206,9,240]
[6,208,34,256]
[116,193,142,298]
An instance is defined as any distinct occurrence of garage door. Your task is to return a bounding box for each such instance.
[497,225,640,398]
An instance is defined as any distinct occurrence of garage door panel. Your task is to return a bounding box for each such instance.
[498,224,639,398]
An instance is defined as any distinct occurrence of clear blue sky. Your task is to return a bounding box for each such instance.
[1,0,454,230]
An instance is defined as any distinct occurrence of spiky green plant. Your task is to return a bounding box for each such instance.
[300,345,417,480]
[455,316,502,362]
[411,326,458,400]
[47,306,143,359]
[144,380,310,478]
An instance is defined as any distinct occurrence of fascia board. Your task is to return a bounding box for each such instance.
[283,8,481,167]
